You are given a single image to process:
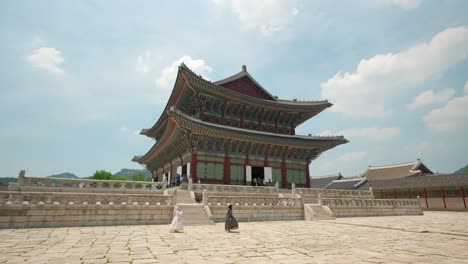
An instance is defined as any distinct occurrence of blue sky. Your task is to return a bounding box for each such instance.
[1,0,467,178]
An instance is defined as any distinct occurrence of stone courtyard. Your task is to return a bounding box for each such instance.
[0,212,467,264]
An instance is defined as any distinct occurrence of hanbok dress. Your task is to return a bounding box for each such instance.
[224,206,239,231]
[169,209,184,233]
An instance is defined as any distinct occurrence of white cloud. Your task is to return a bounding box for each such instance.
[422,84,468,131]
[404,141,431,152]
[155,55,212,92]
[338,152,367,162]
[320,127,400,141]
[213,0,299,36]
[26,47,65,75]
[136,51,152,74]
[406,88,456,110]
[465,81,468,93]
[321,26,468,118]
[382,0,422,10]
[120,125,129,133]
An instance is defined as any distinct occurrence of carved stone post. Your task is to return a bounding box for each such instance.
[318,193,322,205]
[202,189,207,205]
[18,170,26,186]
[162,176,167,191]
[292,183,296,196]
[188,177,193,191]
[275,182,279,192]
[369,187,374,199]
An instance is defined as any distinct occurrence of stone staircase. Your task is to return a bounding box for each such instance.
[175,190,214,225]
[304,204,336,220]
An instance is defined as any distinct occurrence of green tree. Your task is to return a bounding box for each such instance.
[131,173,146,182]
[111,176,128,181]
[144,176,153,182]
[91,170,113,180]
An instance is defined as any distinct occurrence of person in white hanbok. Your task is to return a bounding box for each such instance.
[169,207,184,233]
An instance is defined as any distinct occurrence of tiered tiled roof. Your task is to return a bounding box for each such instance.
[362,160,433,181]
[310,173,343,188]
[359,174,468,190]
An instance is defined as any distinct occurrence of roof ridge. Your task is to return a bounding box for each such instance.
[368,160,419,170]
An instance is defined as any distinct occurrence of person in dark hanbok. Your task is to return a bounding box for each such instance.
[225,204,239,232]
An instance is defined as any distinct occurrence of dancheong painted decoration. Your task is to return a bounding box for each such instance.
[133,64,347,188]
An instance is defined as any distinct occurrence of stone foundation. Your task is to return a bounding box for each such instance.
[207,205,304,222]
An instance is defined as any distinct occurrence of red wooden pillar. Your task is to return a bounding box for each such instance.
[460,187,466,209]
[224,155,230,185]
[393,189,397,199]
[290,123,295,135]
[190,152,197,183]
[441,187,446,209]
[423,188,429,208]
[380,190,384,199]
[281,158,287,189]
[408,189,412,199]
[305,162,311,188]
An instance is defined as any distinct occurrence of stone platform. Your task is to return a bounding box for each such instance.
[0,211,467,264]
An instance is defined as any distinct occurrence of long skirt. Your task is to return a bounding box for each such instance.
[169,215,183,233]
[225,214,239,231]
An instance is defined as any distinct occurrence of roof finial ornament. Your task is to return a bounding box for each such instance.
[242,65,247,72]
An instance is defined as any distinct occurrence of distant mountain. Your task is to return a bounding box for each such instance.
[113,169,152,179]
[47,172,80,179]
[454,164,468,174]
[0,177,17,185]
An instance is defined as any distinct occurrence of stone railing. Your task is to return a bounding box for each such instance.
[15,170,165,192]
[296,188,373,199]
[203,194,302,207]
[192,183,278,194]
[0,191,175,206]
[321,198,421,208]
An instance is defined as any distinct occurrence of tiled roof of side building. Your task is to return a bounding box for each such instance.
[310,173,343,188]
[324,177,368,189]
[362,159,433,181]
[358,173,468,190]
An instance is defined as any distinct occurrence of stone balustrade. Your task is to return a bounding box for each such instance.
[15,170,164,192]
[321,198,420,208]
[203,194,302,207]
[296,188,373,199]
[192,183,278,194]
[0,191,175,206]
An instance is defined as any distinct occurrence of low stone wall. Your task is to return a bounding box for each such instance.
[203,194,302,207]
[15,171,165,193]
[0,203,173,228]
[208,205,304,223]
[1,191,175,206]
[192,183,278,194]
[322,198,423,217]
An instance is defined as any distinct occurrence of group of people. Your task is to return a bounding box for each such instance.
[169,204,239,233]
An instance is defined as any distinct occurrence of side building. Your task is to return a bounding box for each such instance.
[133,64,347,188]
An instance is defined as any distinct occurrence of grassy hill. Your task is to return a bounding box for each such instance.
[454,164,468,174]
[113,169,152,180]
[47,172,80,179]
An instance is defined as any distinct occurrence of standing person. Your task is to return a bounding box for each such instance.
[169,207,184,233]
[176,174,181,186]
[225,204,239,232]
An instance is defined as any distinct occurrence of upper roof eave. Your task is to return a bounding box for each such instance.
[142,64,333,138]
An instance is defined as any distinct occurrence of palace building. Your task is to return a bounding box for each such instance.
[133,64,347,188]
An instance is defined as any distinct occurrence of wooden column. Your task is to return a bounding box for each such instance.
[224,155,230,185]
[305,162,311,188]
[393,189,397,199]
[190,152,198,183]
[380,190,384,199]
[290,123,295,135]
[441,187,446,209]
[460,187,466,209]
[408,189,412,199]
[423,188,429,208]
[244,154,250,185]
[281,158,287,189]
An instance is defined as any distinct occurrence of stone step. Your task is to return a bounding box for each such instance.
[304,204,336,220]
[175,190,196,204]
[176,204,214,226]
